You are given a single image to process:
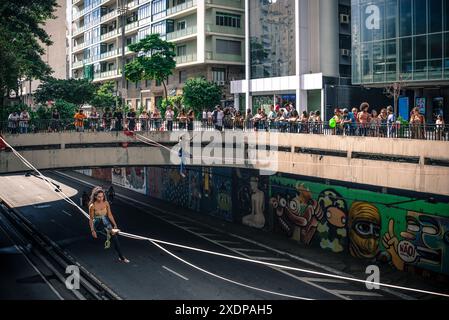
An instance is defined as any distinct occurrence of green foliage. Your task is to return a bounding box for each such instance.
[34,77,96,106]
[90,81,117,110]
[182,78,222,116]
[159,95,183,117]
[0,0,57,98]
[124,34,176,99]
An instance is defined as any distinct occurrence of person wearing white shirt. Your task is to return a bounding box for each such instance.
[165,107,174,131]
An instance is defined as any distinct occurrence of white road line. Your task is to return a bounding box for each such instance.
[162,265,189,281]
[214,240,242,245]
[249,256,291,262]
[62,210,72,217]
[330,290,383,297]
[300,277,346,284]
[196,233,219,237]
[232,248,268,254]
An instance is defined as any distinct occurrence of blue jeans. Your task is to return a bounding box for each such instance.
[93,216,124,260]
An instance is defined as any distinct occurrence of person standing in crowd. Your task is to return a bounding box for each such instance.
[245,108,253,130]
[19,109,30,134]
[126,108,136,131]
[358,103,371,136]
[202,109,207,128]
[187,109,195,131]
[139,109,149,131]
[102,107,113,132]
[410,107,425,139]
[342,108,356,136]
[152,107,162,131]
[386,106,396,138]
[369,109,380,137]
[74,109,87,132]
[50,108,61,132]
[331,108,343,135]
[215,106,224,131]
[233,111,244,130]
[89,107,100,132]
[207,109,213,128]
[378,108,388,137]
[113,108,123,131]
[436,115,445,141]
[8,112,19,134]
[178,109,187,130]
[165,106,174,131]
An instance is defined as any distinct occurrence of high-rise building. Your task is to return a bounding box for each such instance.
[230,0,363,118]
[351,0,449,122]
[20,0,69,107]
[70,0,245,110]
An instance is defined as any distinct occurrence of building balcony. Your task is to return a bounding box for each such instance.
[100,29,119,41]
[72,60,84,69]
[205,24,244,37]
[175,53,197,65]
[73,25,87,36]
[205,0,244,10]
[101,10,117,23]
[72,42,86,52]
[125,21,139,32]
[206,51,244,64]
[167,0,197,17]
[93,69,121,81]
[166,26,197,41]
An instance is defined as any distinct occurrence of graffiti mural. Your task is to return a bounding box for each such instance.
[316,189,348,253]
[234,169,269,230]
[112,167,146,194]
[382,212,449,274]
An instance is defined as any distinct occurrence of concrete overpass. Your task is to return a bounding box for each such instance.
[1,131,449,196]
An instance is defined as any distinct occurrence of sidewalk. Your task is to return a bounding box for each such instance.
[62,170,449,299]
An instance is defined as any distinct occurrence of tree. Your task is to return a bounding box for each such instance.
[383,74,409,116]
[182,78,222,116]
[124,34,176,99]
[34,77,96,107]
[90,81,118,110]
[0,0,58,101]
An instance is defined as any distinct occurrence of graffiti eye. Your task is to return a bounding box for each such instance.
[407,224,420,233]
[355,222,372,236]
[280,198,287,208]
[289,201,298,211]
[422,226,439,235]
[341,217,346,226]
[272,200,279,209]
[326,211,331,219]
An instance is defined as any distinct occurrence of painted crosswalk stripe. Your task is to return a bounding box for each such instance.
[299,277,346,284]
[330,290,383,297]
[162,266,189,281]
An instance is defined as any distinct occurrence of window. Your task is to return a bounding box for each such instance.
[136,99,141,108]
[156,79,162,86]
[152,21,166,36]
[179,70,187,83]
[152,0,167,20]
[177,20,186,30]
[138,3,151,20]
[216,12,241,28]
[216,39,241,55]
[138,26,151,40]
[177,45,187,56]
[145,99,151,110]
[212,68,226,83]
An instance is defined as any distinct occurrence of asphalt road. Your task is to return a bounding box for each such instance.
[0,172,416,300]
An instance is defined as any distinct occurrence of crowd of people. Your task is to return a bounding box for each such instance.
[4,101,447,140]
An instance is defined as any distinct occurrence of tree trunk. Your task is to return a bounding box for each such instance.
[162,79,168,101]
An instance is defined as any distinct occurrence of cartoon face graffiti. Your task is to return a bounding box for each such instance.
[217,182,232,213]
[270,184,323,244]
[348,202,381,259]
[316,190,348,253]
[383,212,449,274]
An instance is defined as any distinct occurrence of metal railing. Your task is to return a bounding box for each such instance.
[2,119,448,141]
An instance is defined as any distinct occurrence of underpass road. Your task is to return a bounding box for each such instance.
[0,173,408,300]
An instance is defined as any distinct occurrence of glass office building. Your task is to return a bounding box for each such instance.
[352,0,449,84]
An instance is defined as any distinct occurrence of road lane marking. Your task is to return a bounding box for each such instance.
[196,233,219,237]
[214,240,242,245]
[232,248,267,254]
[162,266,189,281]
[330,290,383,297]
[299,277,346,284]
[62,210,72,217]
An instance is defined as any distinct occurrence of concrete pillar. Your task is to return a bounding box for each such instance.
[245,0,250,112]
[319,0,340,78]
[197,0,206,63]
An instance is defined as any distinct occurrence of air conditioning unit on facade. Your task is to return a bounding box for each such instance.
[341,49,351,57]
[340,14,350,24]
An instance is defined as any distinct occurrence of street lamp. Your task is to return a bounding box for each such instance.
[117,0,129,106]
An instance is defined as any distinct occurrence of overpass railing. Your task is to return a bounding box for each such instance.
[1,119,448,141]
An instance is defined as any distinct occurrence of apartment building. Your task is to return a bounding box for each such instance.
[70,0,245,110]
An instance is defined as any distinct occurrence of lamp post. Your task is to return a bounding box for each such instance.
[117,0,129,107]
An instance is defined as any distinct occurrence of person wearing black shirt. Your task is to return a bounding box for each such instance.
[50,109,60,132]
[103,107,113,131]
[113,108,123,131]
[127,108,137,131]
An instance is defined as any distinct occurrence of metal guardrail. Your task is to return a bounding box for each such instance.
[1,119,448,141]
